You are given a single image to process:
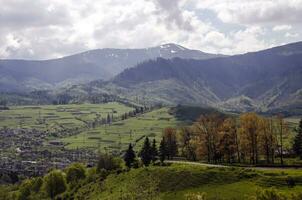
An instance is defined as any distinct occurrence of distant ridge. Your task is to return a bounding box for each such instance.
[0,43,224,92]
[103,41,302,112]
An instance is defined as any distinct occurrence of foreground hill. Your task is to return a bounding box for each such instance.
[2,163,302,200]
[105,41,302,113]
[0,44,222,92]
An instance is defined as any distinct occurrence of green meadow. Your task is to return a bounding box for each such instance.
[79,163,302,200]
[0,102,134,131]
[61,107,186,153]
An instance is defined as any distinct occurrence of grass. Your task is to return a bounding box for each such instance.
[2,159,302,199]
[0,102,134,132]
[86,164,302,200]
[61,107,187,153]
[1,102,300,155]
[162,181,258,200]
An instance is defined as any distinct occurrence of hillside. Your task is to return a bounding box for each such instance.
[1,41,301,114]
[0,44,223,92]
[2,163,302,200]
[103,42,302,113]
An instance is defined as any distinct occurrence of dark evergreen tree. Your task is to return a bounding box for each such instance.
[139,137,152,166]
[163,128,178,159]
[159,137,167,163]
[107,113,111,124]
[124,143,136,168]
[150,139,158,163]
[293,119,302,159]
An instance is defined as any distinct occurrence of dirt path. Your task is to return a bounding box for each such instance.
[166,160,302,170]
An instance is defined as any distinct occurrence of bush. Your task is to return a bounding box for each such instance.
[291,193,302,200]
[86,168,98,182]
[65,163,86,185]
[42,170,67,199]
[17,177,43,200]
[31,177,43,193]
[18,180,31,200]
[185,192,207,200]
[97,154,123,172]
[250,188,287,200]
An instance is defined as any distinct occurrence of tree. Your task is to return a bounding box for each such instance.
[150,139,158,163]
[107,113,111,124]
[258,117,277,164]
[239,113,260,164]
[163,127,178,159]
[159,137,167,163]
[124,143,136,168]
[194,114,224,163]
[139,137,152,166]
[276,115,288,165]
[65,163,86,185]
[178,127,197,161]
[293,119,302,159]
[42,170,67,199]
[97,154,122,172]
[18,180,32,200]
[219,118,238,163]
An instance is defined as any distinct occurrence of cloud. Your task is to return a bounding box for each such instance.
[273,25,292,32]
[195,0,302,25]
[0,0,71,29]
[285,32,299,38]
[0,0,301,59]
[0,0,213,59]
[151,0,193,30]
[196,26,270,55]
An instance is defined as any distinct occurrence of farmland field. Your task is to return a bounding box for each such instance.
[0,102,134,131]
[0,102,300,155]
[61,107,187,153]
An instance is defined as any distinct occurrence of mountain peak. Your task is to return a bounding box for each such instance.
[158,43,188,51]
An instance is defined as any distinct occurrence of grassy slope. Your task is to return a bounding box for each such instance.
[75,164,302,200]
[0,102,133,131]
[61,107,187,152]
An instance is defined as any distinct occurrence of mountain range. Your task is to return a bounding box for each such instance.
[0,42,302,114]
[0,43,222,92]
[108,42,302,112]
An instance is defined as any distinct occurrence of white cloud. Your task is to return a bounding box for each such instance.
[273,25,292,32]
[285,32,299,38]
[195,0,302,25]
[197,26,270,55]
[0,0,301,59]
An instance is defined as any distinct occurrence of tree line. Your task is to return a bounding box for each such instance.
[125,113,302,167]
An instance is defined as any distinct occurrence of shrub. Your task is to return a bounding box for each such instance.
[185,192,207,200]
[97,154,123,172]
[31,177,43,193]
[250,188,287,200]
[286,176,296,188]
[42,170,67,199]
[86,168,98,182]
[65,163,86,185]
[18,180,31,200]
[291,193,302,200]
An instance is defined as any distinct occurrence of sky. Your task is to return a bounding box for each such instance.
[0,0,302,59]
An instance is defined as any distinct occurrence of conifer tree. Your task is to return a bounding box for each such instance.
[139,137,152,166]
[293,119,302,159]
[163,127,178,159]
[150,139,158,163]
[159,137,167,163]
[124,143,136,168]
[107,113,111,124]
